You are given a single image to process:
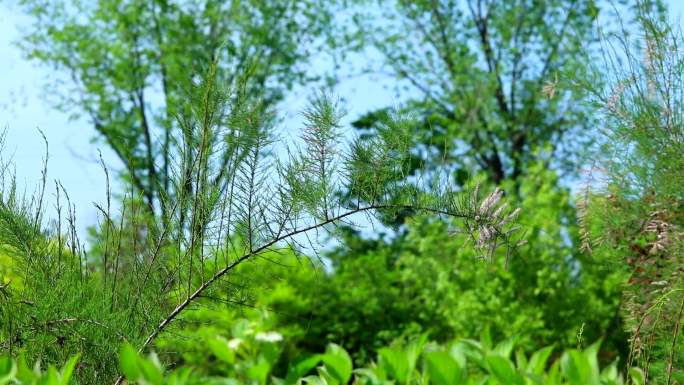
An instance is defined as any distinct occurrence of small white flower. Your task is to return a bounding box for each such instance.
[227,338,242,350]
[479,188,503,216]
[255,331,283,343]
[477,226,493,248]
[606,82,627,113]
[492,203,509,219]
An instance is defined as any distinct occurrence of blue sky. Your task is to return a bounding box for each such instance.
[0,1,682,237]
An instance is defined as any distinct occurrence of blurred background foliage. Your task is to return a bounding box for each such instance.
[154,162,629,370]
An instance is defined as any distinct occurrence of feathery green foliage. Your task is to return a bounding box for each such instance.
[577,1,684,383]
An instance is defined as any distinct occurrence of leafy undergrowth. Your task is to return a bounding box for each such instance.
[0,327,645,385]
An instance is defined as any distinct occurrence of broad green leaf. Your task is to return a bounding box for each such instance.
[378,348,410,383]
[493,337,517,358]
[485,355,524,385]
[582,342,601,380]
[40,365,59,385]
[260,340,283,368]
[514,349,527,370]
[459,340,485,368]
[527,346,554,376]
[544,360,563,385]
[354,367,387,384]
[424,351,463,385]
[15,356,37,383]
[561,344,600,385]
[208,336,236,364]
[138,356,164,385]
[480,327,493,351]
[317,365,339,385]
[0,357,16,385]
[599,362,619,384]
[628,368,645,385]
[119,344,142,381]
[321,344,352,385]
[448,343,468,369]
[59,354,80,385]
[167,367,193,385]
[407,335,429,358]
[231,319,251,338]
[406,335,428,377]
[247,357,272,385]
[285,354,321,385]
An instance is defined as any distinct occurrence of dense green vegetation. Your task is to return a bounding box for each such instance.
[0,0,683,384]
[0,332,648,385]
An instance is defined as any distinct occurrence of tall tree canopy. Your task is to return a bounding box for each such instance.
[350,0,600,188]
[18,0,334,221]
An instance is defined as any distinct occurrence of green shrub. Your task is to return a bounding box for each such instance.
[252,164,628,364]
